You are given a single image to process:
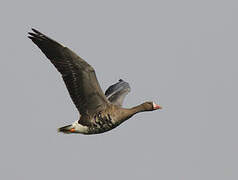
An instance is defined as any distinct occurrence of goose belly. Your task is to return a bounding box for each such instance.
[87,114,121,134]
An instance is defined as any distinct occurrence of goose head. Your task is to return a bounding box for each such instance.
[142,101,162,111]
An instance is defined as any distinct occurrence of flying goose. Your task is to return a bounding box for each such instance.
[28,28,162,135]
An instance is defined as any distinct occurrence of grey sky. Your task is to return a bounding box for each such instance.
[0,0,237,179]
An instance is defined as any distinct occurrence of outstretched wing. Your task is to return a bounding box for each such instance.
[28,28,109,115]
[105,79,131,106]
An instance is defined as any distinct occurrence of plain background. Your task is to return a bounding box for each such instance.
[0,0,237,179]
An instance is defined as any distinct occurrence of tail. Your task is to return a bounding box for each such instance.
[58,124,74,134]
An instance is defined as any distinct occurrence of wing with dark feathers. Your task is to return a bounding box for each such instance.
[28,28,109,115]
[105,79,131,106]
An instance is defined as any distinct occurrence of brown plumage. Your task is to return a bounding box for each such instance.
[28,28,162,135]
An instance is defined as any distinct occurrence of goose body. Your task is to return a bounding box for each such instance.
[28,28,162,135]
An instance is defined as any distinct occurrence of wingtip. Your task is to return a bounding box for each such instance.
[28,28,42,37]
[27,33,37,41]
[28,28,37,38]
[28,32,35,36]
[31,28,40,34]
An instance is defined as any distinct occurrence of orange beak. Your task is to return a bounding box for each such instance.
[153,103,162,110]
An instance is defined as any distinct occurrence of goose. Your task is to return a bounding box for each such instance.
[28,28,162,135]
